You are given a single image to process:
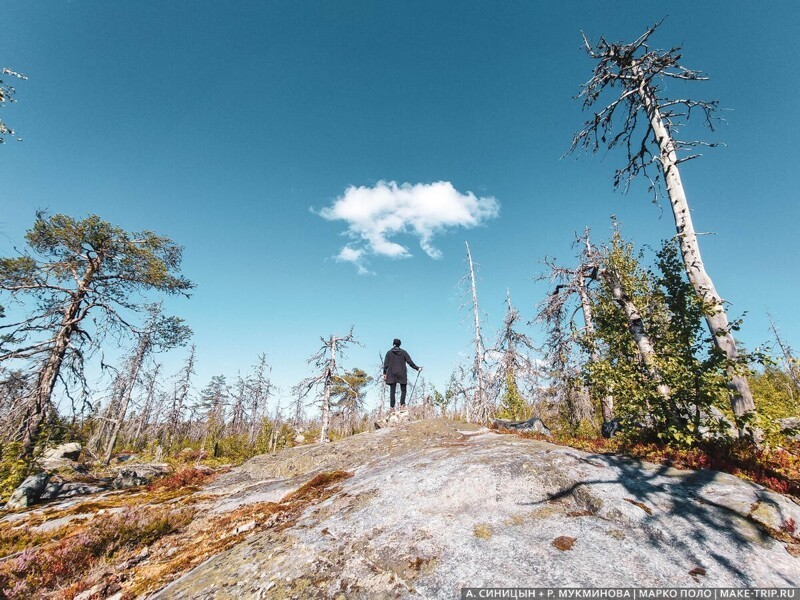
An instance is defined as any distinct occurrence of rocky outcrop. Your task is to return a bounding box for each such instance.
[40,481,107,501]
[778,417,800,441]
[43,442,82,462]
[153,419,800,598]
[4,472,51,510]
[112,464,170,489]
[492,416,552,436]
[41,442,84,471]
[374,408,413,429]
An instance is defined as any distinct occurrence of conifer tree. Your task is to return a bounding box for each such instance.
[0,213,193,460]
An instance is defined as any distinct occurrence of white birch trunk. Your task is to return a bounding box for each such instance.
[576,268,614,423]
[604,268,672,404]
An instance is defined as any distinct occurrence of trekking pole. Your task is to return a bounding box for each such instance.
[409,369,421,406]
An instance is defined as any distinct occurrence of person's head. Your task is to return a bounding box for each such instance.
[393,338,401,347]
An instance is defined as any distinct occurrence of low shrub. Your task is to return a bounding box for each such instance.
[0,505,193,598]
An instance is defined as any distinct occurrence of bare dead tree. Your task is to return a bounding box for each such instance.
[292,329,360,443]
[0,67,26,144]
[768,313,800,389]
[489,291,539,413]
[446,366,472,420]
[268,400,283,453]
[127,362,162,448]
[460,242,490,423]
[96,306,190,464]
[536,232,607,427]
[569,21,756,421]
[163,345,196,447]
[228,373,247,438]
[247,354,272,445]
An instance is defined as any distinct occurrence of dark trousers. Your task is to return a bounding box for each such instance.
[389,383,407,408]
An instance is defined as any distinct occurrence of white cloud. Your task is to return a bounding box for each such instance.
[317,180,499,272]
[335,245,372,275]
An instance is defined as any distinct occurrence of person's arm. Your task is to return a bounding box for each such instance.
[383,352,389,380]
[405,351,421,371]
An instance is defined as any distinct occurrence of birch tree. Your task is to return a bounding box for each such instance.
[569,22,756,423]
[596,235,671,405]
[0,213,193,460]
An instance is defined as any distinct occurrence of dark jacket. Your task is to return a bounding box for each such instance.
[383,347,419,384]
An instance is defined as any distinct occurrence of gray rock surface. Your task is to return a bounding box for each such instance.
[40,481,107,501]
[375,408,413,430]
[43,442,82,461]
[778,417,800,431]
[153,419,800,598]
[4,472,51,509]
[112,463,169,489]
[493,416,552,436]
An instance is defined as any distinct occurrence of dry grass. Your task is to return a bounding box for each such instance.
[125,469,353,598]
[0,466,224,599]
[0,505,193,598]
[494,426,800,498]
[0,468,353,599]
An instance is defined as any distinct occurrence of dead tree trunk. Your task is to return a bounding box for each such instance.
[632,65,753,417]
[165,345,195,447]
[319,335,336,443]
[464,242,489,423]
[293,330,358,444]
[768,313,800,389]
[131,364,161,447]
[247,355,271,446]
[101,329,152,464]
[571,24,755,420]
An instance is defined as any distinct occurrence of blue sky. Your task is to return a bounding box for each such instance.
[2,1,799,413]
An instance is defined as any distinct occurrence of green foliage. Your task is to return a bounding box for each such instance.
[749,366,800,442]
[0,213,195,461]
[431,388,450,415]
[0,442,27,503]
[496,370,529,421]
[584,232,734,446]
[330,368,373,435]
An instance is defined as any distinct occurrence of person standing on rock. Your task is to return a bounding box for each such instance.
[383,338,421,412]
